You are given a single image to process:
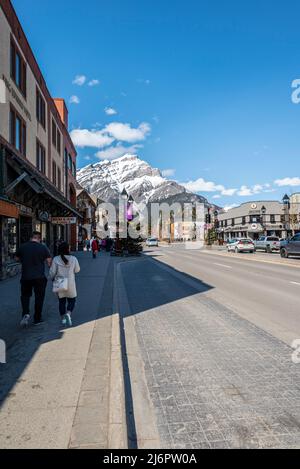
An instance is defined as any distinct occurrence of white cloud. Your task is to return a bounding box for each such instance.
[238,186,253,196]
[221,188,237,196]
[274,177,300,187]
[104,122,151,143]
[72,75,86,86]
[162,169,176,177]
[182,178,224,193]
[69,95,80,104]
[70,129,114,148]
[88,79,100,87]
[105,107,118,116]
[95,144,143,161]
[137,79,151,85]
[212,195,221,199]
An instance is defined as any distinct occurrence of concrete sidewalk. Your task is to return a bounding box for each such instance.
[0,251,126,449]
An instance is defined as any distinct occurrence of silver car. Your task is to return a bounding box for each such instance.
[146,238,159,247]
[227,238,255,253]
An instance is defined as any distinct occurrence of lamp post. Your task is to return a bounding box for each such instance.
[282,194,291,239]
[261,206,267,236]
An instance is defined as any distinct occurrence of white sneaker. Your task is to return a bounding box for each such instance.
[65,313,72,327]
[61,315,67,326]
[20,314,30,327]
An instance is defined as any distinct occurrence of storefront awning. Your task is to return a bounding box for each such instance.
[6,151,82,219]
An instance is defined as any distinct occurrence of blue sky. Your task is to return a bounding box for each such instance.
[12,0,300,207]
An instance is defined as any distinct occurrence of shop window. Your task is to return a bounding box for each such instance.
[10,38,27,98]
[36,88,46,128]
[36,140,46,174]
[10,106,26,156]
[7,218,18,260]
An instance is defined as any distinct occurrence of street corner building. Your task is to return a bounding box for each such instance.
[0,0,82,280]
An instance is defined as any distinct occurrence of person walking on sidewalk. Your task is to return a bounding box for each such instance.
[49,242,80,327]
[91,237,99,259]
[16,231,52,327]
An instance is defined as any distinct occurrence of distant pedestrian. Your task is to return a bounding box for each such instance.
[91,238,99,259]
[101,238,107,251]
[85,239,90,251]
[50,242,80,327]
[16,231,52,327]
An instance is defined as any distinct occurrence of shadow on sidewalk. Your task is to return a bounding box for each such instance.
[0,250,214,443]
[0,252,114,413]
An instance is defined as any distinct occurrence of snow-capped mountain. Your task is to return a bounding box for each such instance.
[77,154,209,206]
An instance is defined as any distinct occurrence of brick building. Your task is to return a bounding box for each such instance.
[0,0,80,279]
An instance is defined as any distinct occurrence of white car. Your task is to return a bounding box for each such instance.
[146,238,159,247]
[227,238,255,253]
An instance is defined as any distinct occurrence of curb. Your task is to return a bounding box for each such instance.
[107,265,128,449]
[116,262,161,449]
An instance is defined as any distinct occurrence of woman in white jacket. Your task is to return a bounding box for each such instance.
[50,242,80,327]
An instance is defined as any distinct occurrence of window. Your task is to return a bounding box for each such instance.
[72,162,76,177]
[36,140,46,174]
[52,160,57,186]
[224,220,228,228]
[10,106,26,156]
[231,218,235,226]
[270,215,276,224]
[68,154,72,171]
[242,217,246,225]
[10,38,26,97]
[57,167,61,192]
[57,130,61,155]
[36,88,46,128]
[52,119,57,147]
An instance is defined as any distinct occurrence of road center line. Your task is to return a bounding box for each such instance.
[214,263,232,269]
[290,281,300,286]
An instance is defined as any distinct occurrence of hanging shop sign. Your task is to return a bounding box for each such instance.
[51,217,77,225]
[38,210,50,222]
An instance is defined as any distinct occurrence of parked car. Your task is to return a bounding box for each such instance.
[227,238,255,253]
[254,236,280,253]
[280,234,300,258]
[146,237,159,247]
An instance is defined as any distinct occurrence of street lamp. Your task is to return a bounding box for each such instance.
[261,206,267,236]
[282,194,291,239]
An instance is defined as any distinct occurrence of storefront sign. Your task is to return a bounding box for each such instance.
[51,217,77,225]
[16,203,33,217]
[0,199,19,218]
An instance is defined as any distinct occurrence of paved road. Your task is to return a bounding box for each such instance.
[118,246,300,449]
[146,245,300,345]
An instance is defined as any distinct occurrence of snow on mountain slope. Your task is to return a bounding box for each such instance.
[77,154,208,206]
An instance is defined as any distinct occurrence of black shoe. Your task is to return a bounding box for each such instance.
[34,319,45,326]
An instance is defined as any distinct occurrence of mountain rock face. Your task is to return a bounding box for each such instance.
[77,154,209,206]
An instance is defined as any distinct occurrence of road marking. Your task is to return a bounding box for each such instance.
[291,281,300,286]
[214,263,232,269]
[198,250,300,269]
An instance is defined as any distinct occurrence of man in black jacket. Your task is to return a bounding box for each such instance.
[16,231,52,327]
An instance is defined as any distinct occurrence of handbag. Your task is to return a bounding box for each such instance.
[53,276,68,294]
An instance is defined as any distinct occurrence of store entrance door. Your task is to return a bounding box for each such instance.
[19,217,33,245]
